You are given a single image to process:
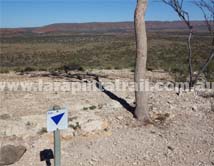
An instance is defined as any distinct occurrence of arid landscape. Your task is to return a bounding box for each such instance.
[1,22,213,81]
[0,69,214,165]
[0,19,214,166]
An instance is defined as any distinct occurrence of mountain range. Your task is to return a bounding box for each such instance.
[0,21,208,36]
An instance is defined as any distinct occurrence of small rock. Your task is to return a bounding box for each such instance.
[116,116,123,120]
[167,146,174,151]
[192,106,197,111]
[167,100,173,104]
[209,148,214,165]
[0,145,26,165]
[89,160,94,165]
[169,105,175,109]
[113,142,117,145]
[91,158,98,162]
[0,114,10,120]
[61,128,75,140]
[133,162,138,165]
[211,99,214,112]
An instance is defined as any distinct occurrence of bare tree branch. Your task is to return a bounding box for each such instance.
[163,0,193,88]
[163,0,214,87]
[194,0,214,34]
[193,0,214,85]
[163,0,192,29]
[162,0,194,87]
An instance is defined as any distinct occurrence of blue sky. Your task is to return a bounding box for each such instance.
[0,0,204,28]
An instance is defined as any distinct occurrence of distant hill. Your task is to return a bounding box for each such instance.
[0,21,208,36]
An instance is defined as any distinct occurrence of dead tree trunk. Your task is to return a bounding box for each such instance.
[134,0,150,123]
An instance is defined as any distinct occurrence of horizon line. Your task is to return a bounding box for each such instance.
[0,20,206,29]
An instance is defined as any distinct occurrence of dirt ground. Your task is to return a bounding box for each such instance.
[0,70,214,166]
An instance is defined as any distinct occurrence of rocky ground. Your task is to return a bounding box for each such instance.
[0,70,213,166]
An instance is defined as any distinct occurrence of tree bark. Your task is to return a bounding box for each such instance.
[134,0,150,123]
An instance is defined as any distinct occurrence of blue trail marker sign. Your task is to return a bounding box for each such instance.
[47,108,68,132]
[47,107,68,166]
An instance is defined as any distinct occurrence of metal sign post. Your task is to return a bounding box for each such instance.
[54,129,61,166]
[46,106,68,166]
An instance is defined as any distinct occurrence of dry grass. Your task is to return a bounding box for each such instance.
[0,31,213,81]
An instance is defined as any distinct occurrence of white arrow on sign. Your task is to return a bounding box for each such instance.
[47,108,68,132]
